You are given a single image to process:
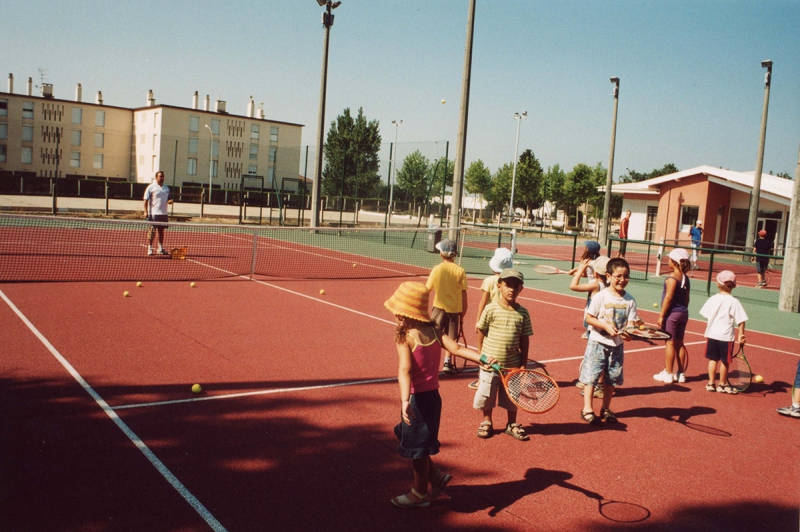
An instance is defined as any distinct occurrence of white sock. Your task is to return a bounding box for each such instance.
[792,403,800,409]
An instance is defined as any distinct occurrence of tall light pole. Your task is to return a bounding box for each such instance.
[599,77,620,246]
[204,124,214,202]
[449,0,476,238]
[744,60,773,252]
[508,111,527,225]
[387,119,402,225]
[310,0,342,228]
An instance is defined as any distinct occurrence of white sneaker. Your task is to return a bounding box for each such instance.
[653,369,674,383]
[676,373,686,383]
[147,247,154,256]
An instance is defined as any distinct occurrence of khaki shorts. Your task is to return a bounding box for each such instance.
[472,368,517,412]
[430,307,460,339]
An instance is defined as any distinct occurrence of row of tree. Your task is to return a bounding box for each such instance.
[320,107,679,222]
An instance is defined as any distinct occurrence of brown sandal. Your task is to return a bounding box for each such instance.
[477,420,492,439]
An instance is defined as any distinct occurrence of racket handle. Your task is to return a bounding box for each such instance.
[479,355,502,372]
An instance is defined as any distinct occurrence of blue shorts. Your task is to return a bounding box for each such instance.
[393,390,441,459]
[579,340,624,387]
[756,260,768,274]
[704,338,735,362]
[664,310,688,342]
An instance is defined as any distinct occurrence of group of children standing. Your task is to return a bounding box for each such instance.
[385,237,753,508]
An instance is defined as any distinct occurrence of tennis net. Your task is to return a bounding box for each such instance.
[0,215,528,282]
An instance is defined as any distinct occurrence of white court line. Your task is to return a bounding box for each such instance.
[0,289,228,532]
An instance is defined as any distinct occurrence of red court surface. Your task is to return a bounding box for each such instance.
[1,273,799,531]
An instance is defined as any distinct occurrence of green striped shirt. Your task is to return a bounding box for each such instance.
[477,301,533,368]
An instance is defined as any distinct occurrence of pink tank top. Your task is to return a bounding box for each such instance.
[410,332,441,394]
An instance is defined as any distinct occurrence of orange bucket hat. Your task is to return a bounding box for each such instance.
[384,282,432,323]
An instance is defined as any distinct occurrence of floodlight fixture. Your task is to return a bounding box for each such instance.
[761,60,773,68]
[331,1,342,8]
[316,0,326,6]
[610,76,619,83]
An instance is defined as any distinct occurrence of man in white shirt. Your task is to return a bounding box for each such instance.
[143,171,171,255]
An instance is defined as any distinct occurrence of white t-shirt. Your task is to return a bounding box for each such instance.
[144,182,170,216]
[587,288,638,347]
[700,293,748,341]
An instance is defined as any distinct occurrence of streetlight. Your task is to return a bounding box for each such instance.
[599,77,620,245]
[387,119,402,225]
[310,0,342,228]
[744,60,773,252]
[204,124,214,202]
[508,111,527,226]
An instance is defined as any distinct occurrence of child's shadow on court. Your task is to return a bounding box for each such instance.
[444,467,601,516]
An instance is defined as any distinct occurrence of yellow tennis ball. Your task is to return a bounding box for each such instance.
[639,325,645,330]
[653,303,659,308]
[190,282,196,288]
[441,99,446,104]
[353,263,357,268]
[136,282,143,287]
[320,289,325,295]
[191,383,202,393]
[123,291,130,297]
[754,375,763,383]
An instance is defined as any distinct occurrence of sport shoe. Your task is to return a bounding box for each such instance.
[777,405,800,418]
[676,373,686,383]
[442,362,456,375]
[653,369,674,383]
[467,380,479,390]
[580,331,589,339]
[158,248,169,255]
[147,247,154,256]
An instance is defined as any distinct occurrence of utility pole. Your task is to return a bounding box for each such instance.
[599,77,620,246]
[779,142,800,312]
[744,60,773,252]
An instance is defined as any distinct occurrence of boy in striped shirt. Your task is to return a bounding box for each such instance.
[473,269,533,441]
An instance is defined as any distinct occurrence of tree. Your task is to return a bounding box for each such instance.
[322,108,382,198]
[395,150,431,202]
[514,149,544,220]
[430,156,454,202]
[565,163,603,226]
[543,164,567,215]
[464,160,492,204]
[620,163,679,183]
[490,162,513,215]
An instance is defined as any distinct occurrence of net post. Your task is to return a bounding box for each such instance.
[250,227,258,279]
[104,180,109,216]
[655,237,664,276]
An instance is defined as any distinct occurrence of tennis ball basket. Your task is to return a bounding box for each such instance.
[170,246,188,260]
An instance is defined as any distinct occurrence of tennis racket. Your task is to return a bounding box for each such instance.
[624,325,672,341]
[480,356,559,413]
[534,265,569,275]
[453,316,469,373]
[727,344,751,392]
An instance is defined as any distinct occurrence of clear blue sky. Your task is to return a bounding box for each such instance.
[3,0,799,181]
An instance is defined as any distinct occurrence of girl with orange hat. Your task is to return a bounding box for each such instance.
[385,281,496,508]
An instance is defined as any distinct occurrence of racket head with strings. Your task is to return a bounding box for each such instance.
[534,265,568,275]
[625,325,672,341]
[727,344,751,392]
[525,359,550,376]
[500,368,560,413]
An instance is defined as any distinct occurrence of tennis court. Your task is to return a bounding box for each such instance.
[1,215,798,531]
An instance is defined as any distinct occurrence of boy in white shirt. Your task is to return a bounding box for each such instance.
[699,271,748,394]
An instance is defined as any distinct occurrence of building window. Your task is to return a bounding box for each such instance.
[94,132,104,149]
[212,139,219,157]
[268,167,275,181]
[95,110,105,127]
[71,130,81,146]
[270,126,278,142]
[141,113,146,123]
[211,119,220,135]
[188,158,197,175]
[188,137,198,155]
[21,146,33,164]
[189,116,199,132]
[249,144,258,160]
[0,145,6,163]
[248,164,257,174]
[139,155,144,166]
[251,124,259,140]
[681,206,699,232]
[23,102,34,119]
[72,107,82,124]
[70,151,80,168]
[0,123,6,139]
[269,147,277,162]
[211,160,218,178]
[139,134,145,145]
[0,99,7,117]
[22,125,33,142]
[152,155,157,171]
[153,112,158,128]
[93,154,103,169]
[153,134,158,149]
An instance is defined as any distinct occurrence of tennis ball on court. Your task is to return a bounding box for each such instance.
[190,282,196,288]
[353,263,357,268]
[754,375,764,383]
[136,282,143,287]
[320,289,325,295]
[441,99,446,104]
[123,291,130,297]
[653,303,659,308]
[191,383,202,393]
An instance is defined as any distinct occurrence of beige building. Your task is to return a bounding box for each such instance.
[0,74,304,191]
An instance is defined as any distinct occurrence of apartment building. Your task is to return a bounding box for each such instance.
[0,74,304,190]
